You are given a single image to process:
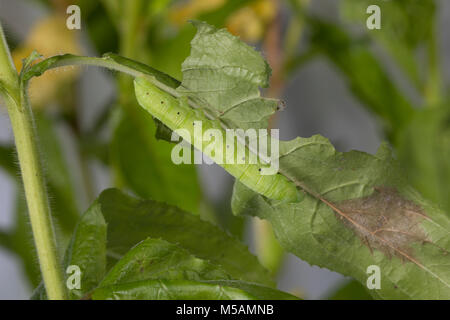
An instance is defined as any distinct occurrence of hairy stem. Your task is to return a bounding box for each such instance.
[0,24,66,300]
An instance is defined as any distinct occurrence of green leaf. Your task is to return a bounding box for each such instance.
[32,194,108,300]
[153,117,175,142]
[97,188,274,287]
[92,279,298,300]
[178,21,278,129]
[232,137,450,299]
[19,50,42,81]
[100,238,231,286]
[110,108,201,214]
[327,280,373,300]
[63,198,107,299]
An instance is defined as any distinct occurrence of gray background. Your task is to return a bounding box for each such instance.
[0,0,449,299]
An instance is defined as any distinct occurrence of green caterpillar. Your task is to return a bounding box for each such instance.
[134,77,300,202]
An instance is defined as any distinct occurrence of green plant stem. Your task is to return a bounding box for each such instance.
[424,28,442,106]
[254,218,284,275]
[0,24,66,300]
[120,0,142,58]
[113,0,148,189]
[0,229,12,251]
[24,54,180,98]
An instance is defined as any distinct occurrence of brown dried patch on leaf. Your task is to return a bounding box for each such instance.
[332,187,430,262]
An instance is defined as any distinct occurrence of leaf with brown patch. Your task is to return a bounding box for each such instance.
[336,187,430,261]
[233,137,450,299]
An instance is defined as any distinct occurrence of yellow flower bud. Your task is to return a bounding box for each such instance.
[169,0,276,43]
[170,0,225,25]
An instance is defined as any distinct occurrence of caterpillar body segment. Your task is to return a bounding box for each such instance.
[134,77,300,202]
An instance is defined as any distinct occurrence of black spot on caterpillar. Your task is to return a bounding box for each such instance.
[134,77,300,202]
